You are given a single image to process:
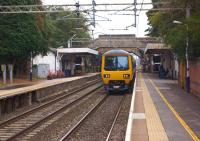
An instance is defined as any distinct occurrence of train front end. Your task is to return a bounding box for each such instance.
[101,51,133,92]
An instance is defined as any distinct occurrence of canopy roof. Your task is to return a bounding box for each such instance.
[145,43,171,54]
[57,48,98,55]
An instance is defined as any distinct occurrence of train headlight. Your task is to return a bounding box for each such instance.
[104,74,110,78]
[123,74,130,79]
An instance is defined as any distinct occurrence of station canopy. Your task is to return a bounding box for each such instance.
[57,48,98,55]
[144,43,171,54]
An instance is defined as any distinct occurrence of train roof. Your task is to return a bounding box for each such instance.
[103,49,130,56]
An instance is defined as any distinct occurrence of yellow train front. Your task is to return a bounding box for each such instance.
[101,50,135,92]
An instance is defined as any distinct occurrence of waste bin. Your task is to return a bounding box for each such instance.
[64,70,71,77]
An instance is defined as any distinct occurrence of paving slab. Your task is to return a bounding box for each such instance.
[126,72,169,141]
[143,73,200,141]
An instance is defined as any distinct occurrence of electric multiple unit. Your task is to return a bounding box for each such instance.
[101,50,136,93]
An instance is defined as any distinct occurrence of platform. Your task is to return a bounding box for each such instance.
[0,73,99,116]
[0,73,98,98]
[126,72,200,141]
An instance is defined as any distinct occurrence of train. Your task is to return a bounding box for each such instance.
[101,49,136,93]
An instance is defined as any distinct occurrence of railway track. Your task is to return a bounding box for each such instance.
[59,94,108,141]
[0,79,102,141]
[106,95,125,141]
[60,93,127,141]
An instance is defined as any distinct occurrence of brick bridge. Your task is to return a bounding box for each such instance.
[90,34,160,57]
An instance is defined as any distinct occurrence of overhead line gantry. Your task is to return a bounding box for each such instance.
[0,2,183,14]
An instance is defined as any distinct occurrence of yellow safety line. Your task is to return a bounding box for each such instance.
[148,78,200,141]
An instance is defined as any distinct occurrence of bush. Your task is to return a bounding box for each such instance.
[47,70,65,80]
[57,70,65,78]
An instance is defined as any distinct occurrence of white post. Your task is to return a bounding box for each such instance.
[68,34,76,48]
[68,40,71,48]
[8,64,13,83]
[81,56,85,73]
[92,30,95,48]
[1,65,6,84]
[29,52,33,81]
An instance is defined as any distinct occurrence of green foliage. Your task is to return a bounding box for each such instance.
[187,13,200,58]
[46,11,91,48]
[164,26,186,60]
[0,0,48,64]
[0,0,91,65]
[146,0,200,59]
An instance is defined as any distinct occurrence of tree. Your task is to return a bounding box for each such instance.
[46,11,91,48]
[0,0,48,78]
[146,0,200,59]
[0,0,48,65]
[0,1,91,78]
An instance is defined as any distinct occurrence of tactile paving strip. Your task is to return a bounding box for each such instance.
[140,73,169,141]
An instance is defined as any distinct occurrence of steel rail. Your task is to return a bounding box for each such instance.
[6,83,103,141]
[106,94,126,141]
[59,95,108,141]
[0,78,101,128]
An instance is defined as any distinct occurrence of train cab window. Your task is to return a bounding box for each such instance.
[104,56,129,71]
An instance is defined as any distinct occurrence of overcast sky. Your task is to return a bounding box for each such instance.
[42,0,152,38]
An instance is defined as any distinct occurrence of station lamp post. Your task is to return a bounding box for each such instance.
[92,30,95,48]
[173,20,190,93]
[68,34,76,48]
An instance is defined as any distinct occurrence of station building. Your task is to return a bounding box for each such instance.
[144,43,179,80]
[57,48,99,76]
[33,48,99,78]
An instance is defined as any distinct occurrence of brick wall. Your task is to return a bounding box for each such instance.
[179,58,200,95]
[189,58,200,95]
